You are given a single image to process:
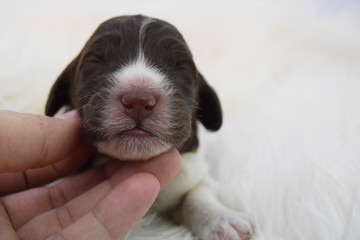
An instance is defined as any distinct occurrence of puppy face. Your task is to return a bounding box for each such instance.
[46,15,222,161]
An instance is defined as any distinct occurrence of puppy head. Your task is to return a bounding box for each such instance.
[46,15,222,160]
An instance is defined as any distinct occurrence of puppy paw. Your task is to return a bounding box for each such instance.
[192,209,254,240]
[181,180,254,240]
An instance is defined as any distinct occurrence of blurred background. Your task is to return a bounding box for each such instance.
[1,0,359,113]
[0,1,360,239]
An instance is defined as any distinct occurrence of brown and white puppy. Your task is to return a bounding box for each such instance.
[46,15,252,240]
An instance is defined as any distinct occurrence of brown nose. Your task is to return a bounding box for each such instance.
[121,91,156,120]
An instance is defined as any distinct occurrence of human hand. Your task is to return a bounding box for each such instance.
[0,110,94,195]
[0,110,181,240]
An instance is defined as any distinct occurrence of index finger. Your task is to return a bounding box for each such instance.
[0,110,85,172]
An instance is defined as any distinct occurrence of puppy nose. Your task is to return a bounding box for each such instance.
[121,91,156,120]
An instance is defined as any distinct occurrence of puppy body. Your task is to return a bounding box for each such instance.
[46,15,252,239]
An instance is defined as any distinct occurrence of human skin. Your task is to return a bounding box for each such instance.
[0,110,181,240]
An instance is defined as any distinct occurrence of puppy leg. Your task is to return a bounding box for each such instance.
[181,179,254,240]
[154,152,208,212]
[154,152,253,239]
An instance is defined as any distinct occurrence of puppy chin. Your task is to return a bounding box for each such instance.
[96,137,172,161]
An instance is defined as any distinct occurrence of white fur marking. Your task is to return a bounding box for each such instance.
[112,56,167,88]
[154,152,208,212]
[138,17,155,54]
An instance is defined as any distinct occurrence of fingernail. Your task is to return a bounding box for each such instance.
[57,110,80,121]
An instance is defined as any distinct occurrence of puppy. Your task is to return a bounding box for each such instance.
[46,15,253,240]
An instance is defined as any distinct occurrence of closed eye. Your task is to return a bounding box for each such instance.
[175,60,196,73]
[87,55,106,65]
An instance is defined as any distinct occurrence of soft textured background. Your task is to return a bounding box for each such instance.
[1,0,360,239]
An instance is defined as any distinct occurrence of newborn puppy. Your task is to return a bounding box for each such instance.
[46,15,252,240]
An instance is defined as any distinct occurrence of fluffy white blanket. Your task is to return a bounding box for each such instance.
[1,1,359,239]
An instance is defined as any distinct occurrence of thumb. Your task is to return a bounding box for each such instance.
[95,172,160,238]
[54,172,160,239]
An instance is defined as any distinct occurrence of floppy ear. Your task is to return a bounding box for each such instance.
[196,72,222,131]
[45,57,78,116]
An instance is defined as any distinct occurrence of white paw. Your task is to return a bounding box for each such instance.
[192,208,254,240]
[180,179,254,240]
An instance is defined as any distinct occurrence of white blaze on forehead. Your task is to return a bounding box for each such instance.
[138,17,156,53]
[113,16,170,92]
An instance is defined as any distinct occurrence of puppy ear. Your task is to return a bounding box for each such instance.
[196,72,222,131]
[45,57,78,116]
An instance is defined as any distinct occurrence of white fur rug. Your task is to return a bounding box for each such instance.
[1,1,360,239]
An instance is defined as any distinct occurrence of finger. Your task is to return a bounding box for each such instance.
[17,173,160,240]
[22,140,92,188]
[0,172,27,196]
[0,140,93,196]
[0,202,18,240]
[2,148,181,229]
[67,173,160,239]
[0,110,86,172]
[2,166,108,229]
